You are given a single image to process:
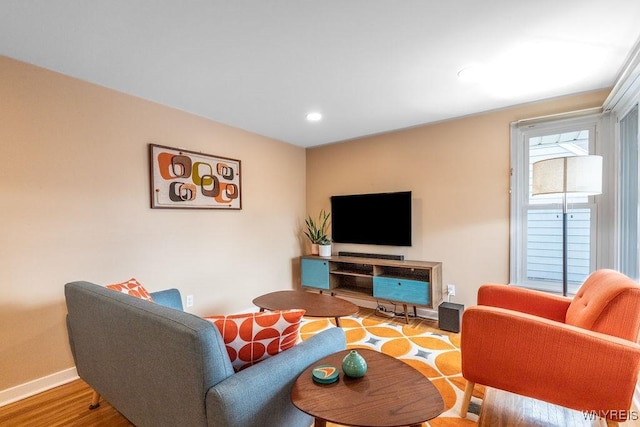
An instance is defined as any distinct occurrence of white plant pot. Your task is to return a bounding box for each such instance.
[318,244,332,257]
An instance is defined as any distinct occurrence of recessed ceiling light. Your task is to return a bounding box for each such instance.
[306,112,322,122]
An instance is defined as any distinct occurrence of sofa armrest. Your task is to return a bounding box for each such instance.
[477,284,571,322]
[461,306,640,420]
[205,326,347,427]
[150,288,183,311]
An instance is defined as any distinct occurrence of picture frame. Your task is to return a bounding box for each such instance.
[149,143,242,209]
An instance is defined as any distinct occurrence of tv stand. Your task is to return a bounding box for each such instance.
[300,255,442,323]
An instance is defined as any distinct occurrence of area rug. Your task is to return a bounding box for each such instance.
[300,314,483,426]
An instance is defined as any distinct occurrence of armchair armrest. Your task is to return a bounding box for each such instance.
[150,288,183,311]
[461,306,640,420]
[205,327,346,427]
[478,284,571,322]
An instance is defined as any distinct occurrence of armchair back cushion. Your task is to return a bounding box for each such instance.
[566,269,640,341]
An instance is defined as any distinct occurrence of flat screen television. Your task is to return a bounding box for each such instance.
[330,191,412,246]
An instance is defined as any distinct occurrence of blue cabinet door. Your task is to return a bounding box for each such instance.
[373,276,430,305]
[301,258,330,290]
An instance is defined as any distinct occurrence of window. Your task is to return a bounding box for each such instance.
[510,115,600,294]
[619,104,639,280]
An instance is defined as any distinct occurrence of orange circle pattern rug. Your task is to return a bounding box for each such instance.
[300,315,483,426]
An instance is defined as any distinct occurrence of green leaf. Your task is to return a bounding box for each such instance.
[304,209,331,243]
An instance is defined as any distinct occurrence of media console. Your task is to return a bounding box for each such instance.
[300,255,443,323]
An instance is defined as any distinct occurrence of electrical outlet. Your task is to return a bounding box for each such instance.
[186,294,194,308]
[447,284,456,296]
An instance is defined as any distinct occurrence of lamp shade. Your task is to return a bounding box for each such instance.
[532,155,603,196]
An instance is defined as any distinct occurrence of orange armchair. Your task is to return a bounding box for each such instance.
[460,269,640,422]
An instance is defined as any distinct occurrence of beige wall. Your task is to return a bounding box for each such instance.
[306,89,609,310]
[0,56,306,392]
[0,53,612,396]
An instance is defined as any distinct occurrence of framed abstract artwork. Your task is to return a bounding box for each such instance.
[149,144,242,209]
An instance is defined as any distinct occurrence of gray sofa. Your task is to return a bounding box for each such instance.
[64,281,346,427]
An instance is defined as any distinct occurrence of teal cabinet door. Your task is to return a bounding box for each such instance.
[301,258,330,290]
[373,277,430,305]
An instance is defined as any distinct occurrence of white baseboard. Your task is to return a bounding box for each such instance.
[0,367,78,407]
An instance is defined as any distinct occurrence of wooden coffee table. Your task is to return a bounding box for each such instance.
[291,348,444,427]
[252,290,358,327]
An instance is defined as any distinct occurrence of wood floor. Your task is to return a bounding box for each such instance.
[3,378,638,427]
[0,379,133,427]
[478,387,637,427]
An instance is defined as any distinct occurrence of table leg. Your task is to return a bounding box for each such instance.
[314,417,327,427]
[259,308,265,312]
[402,304,409,324]
[335,316,341,327]
[89,391,101,409]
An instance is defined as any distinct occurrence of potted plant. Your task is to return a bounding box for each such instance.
[304,210,330,255]
[318,235,332,257]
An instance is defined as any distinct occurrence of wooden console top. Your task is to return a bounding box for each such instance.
[302,255,442,270]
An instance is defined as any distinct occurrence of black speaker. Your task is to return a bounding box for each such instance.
[438,302,464,333]
[338,251,404,261]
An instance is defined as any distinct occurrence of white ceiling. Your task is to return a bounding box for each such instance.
[2,1,640,147]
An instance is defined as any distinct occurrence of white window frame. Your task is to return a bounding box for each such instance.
[617,103,639,280]
[601,36,640,410]
[606,71,640,281]
[510,114,602,293]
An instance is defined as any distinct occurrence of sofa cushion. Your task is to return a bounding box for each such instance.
[205,309,305,371]
[106,278,154,302]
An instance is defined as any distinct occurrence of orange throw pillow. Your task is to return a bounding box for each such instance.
[106,278,154,302]
[205,309,305,371]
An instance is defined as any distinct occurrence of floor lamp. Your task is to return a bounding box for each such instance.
[531,155,603,296]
